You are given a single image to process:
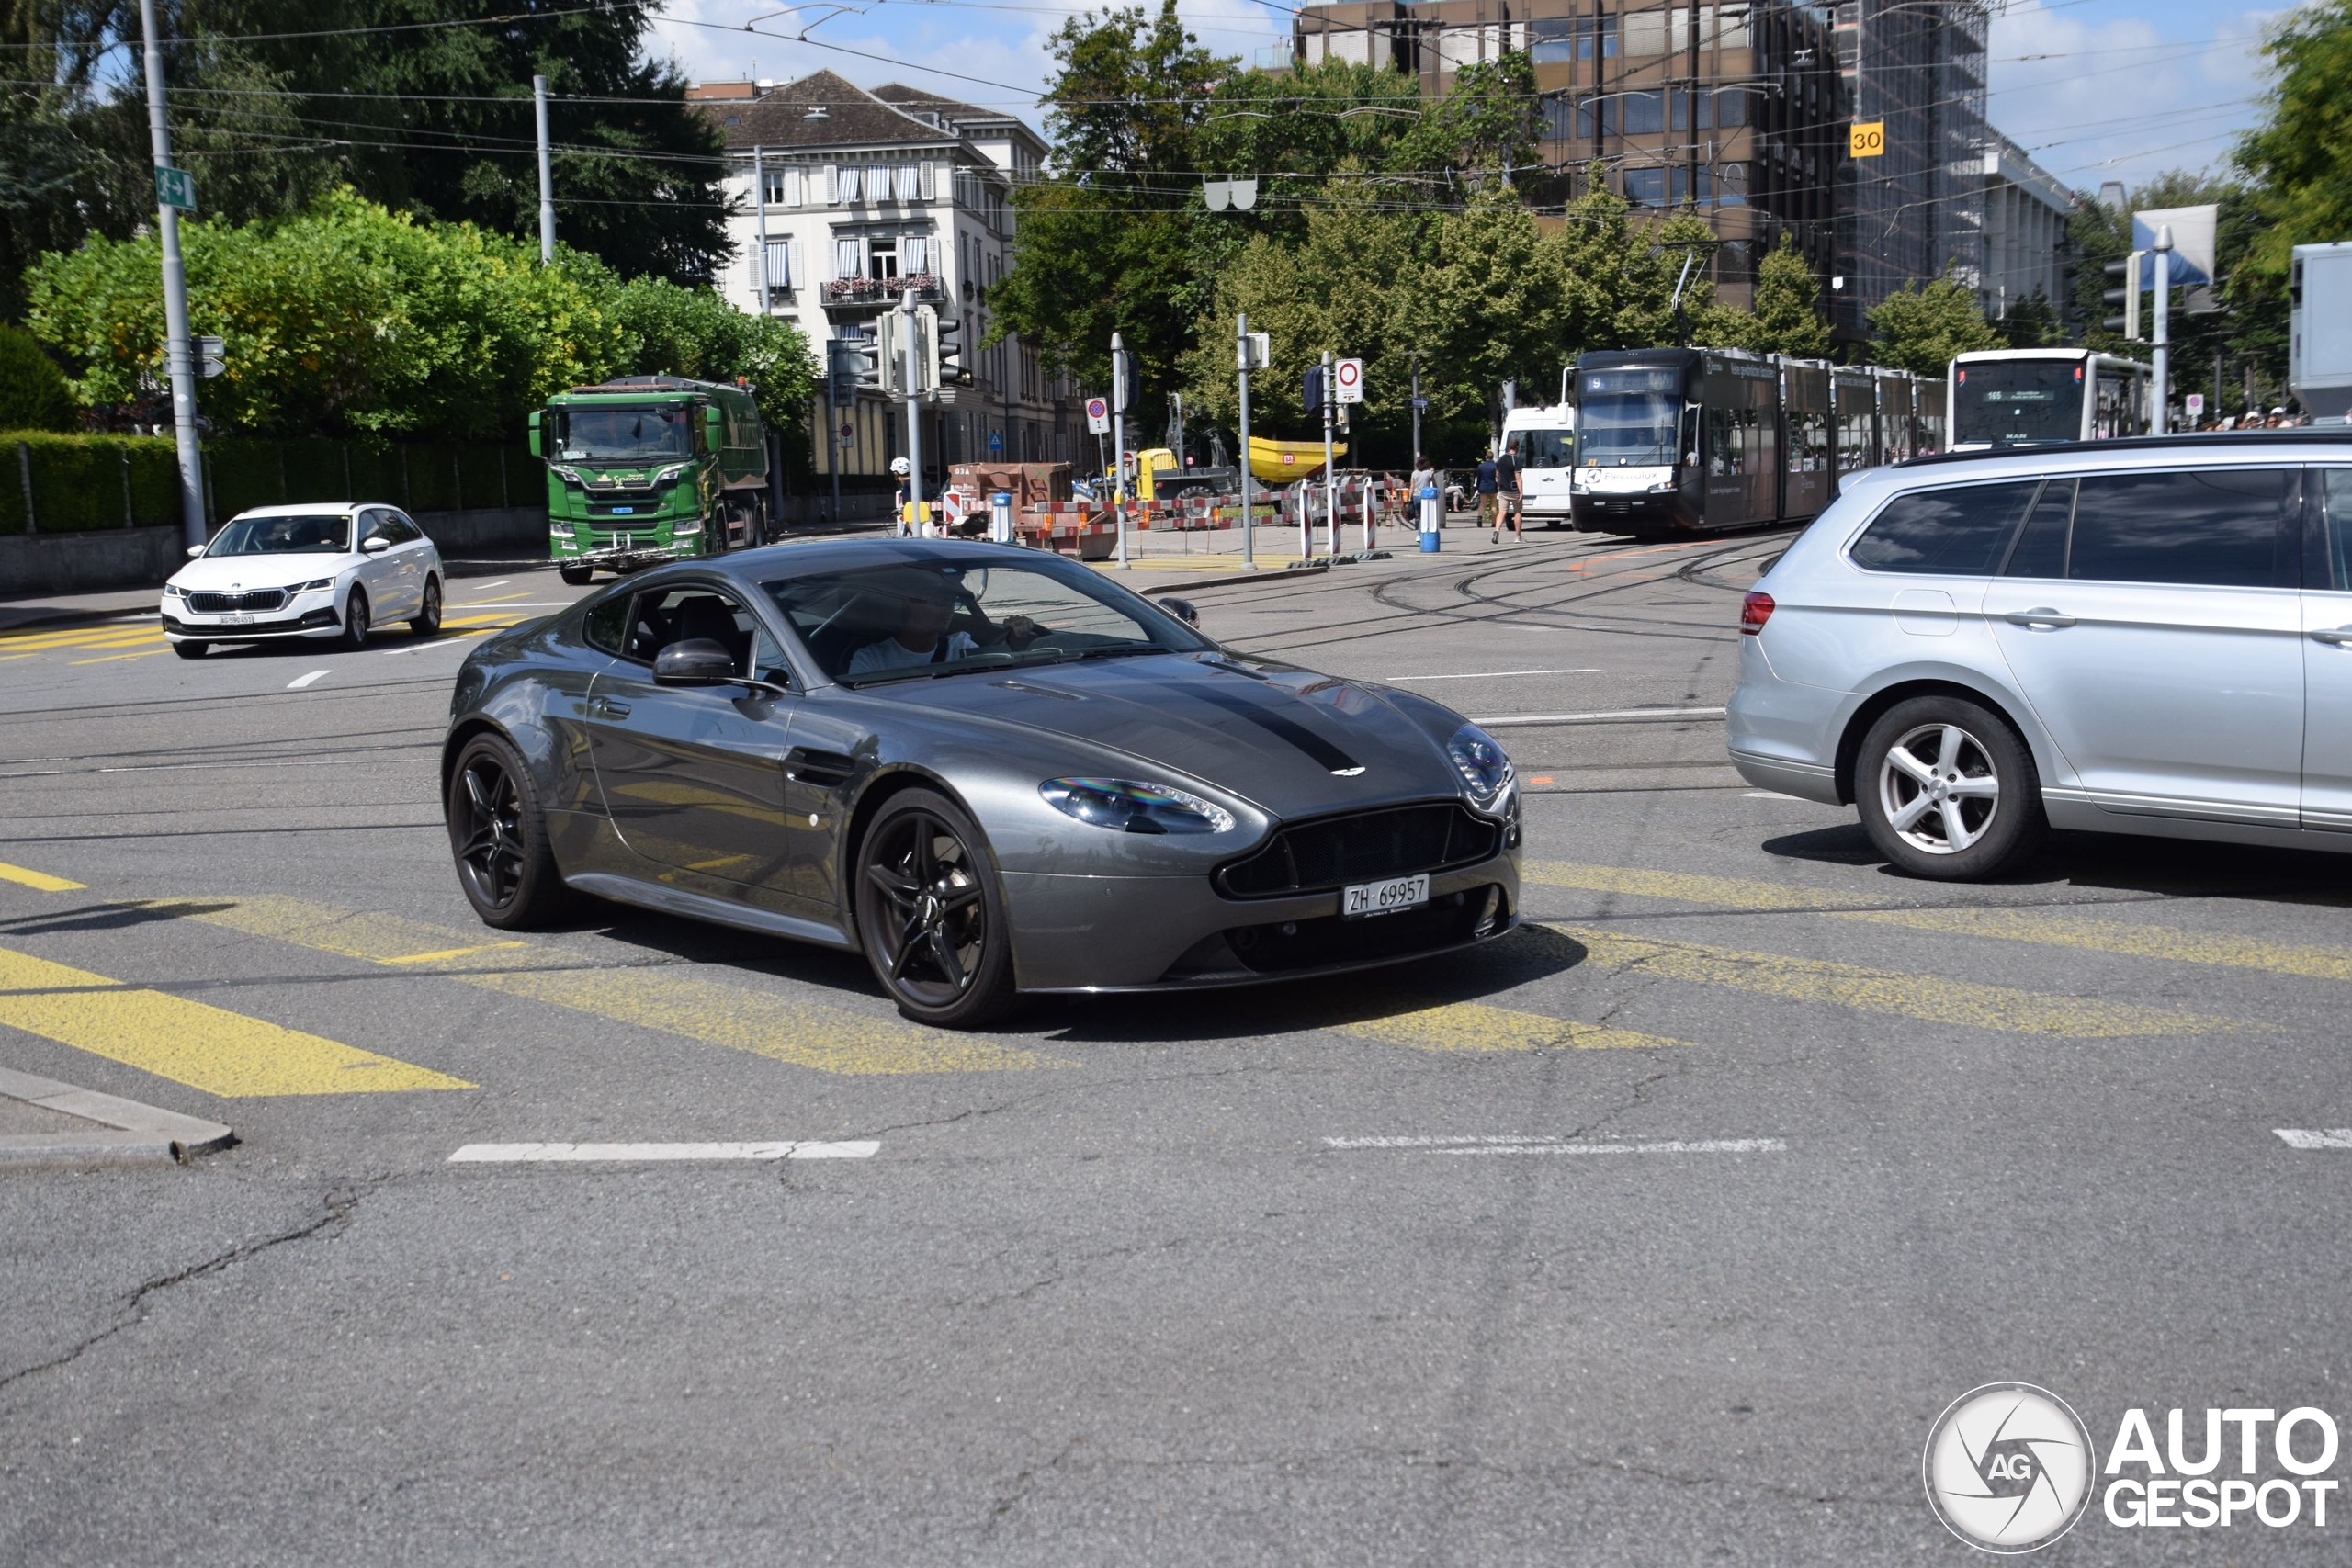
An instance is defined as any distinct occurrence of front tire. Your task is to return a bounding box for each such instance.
[853,787,1016,1029]
[171,640,206,660]
[342,588,371,649]
[559,563,594,586]
[410,574,442,637]
[446,732,571,929]
[1857,696,2045,881]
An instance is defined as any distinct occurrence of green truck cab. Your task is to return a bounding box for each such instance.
[531,375,771,585]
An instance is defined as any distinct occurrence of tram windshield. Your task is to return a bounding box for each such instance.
[1578,367,1683,467]
[1951,359,2087,445]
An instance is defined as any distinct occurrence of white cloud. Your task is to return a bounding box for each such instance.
[1985,2,2279,192]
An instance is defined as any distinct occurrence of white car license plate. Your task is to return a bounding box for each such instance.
[1343,874,1429,919]
[221,613,253,626]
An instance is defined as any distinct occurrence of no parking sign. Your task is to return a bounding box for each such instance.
[1085,397,1110,434]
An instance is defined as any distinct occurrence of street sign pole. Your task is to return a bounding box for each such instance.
[139,0,206,551]
[1321,350,1335,561]
[2151,225,2174,436]
[534,75,555,264]
[1236,313,1257,573]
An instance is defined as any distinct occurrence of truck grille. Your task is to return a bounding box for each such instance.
[187,589,288,614]
[1216,802,1501,898]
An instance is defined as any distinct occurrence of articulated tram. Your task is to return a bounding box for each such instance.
[1567,347,1946,536]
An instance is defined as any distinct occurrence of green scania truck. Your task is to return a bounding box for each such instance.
[529,375,771,584]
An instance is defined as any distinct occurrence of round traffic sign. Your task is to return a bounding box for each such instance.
[1085,397,1108,420]
[1335,359,1362,391]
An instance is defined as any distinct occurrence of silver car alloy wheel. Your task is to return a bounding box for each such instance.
[1877,722,2001,855]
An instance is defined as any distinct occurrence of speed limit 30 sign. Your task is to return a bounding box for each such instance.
[1334,356,1363,403]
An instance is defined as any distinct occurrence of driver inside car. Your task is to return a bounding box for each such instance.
[845,570,1043,678]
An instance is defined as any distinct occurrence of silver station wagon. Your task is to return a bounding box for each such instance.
[1727,431,2352,879]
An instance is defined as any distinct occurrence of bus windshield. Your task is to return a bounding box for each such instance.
[1951,361,2086,445]
[1578,368,1682,467]
[1510,428,1574,468]
[555,404,694,464]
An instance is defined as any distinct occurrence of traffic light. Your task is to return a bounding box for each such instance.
[1237,331,1270,373]
[2102,250,2144,341]
[1109,345,1137,412]
[829,332,882,400]
[1303,364,1326,415]
[875,312,910,396]
[921,306,969,388]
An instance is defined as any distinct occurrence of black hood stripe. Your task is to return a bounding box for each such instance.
[1157,679,1363,775]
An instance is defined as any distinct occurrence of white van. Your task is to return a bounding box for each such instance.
[1500,405,1576,526]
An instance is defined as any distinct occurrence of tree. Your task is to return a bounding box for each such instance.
[2236,1,2352,298]
[607,274,818,433]
[1868,274,2002,374]
[1741,235,1831,357]
[0,321,74,429]
[1995,288,2062,350]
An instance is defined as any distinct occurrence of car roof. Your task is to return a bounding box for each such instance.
[229,502,364,518]
[1893,429,2352,482]
[657,536,1055,589]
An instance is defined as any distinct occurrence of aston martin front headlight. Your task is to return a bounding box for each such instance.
[1446,724,1515,815]
[1040,778,1233,836]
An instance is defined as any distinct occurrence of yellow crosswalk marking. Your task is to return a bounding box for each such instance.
[1536,923,2245,1038]
[1331,992,1688,1054]
[0,944,471,1097]
[1523,861,1874,911]
[163,895,1062,1075]
[1838,907,2352,985]
[0,862,84,892]
[70,649,169,665]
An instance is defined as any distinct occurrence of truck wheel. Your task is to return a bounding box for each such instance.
[559,563,594,586]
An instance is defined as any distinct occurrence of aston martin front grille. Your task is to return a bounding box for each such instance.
[1215,802,1501,898]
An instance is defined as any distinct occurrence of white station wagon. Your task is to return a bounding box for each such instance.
[162,502,444,657]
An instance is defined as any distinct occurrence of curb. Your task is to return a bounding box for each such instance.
[0,1065,233,1169]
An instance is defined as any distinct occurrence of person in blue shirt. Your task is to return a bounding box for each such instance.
[1474,451,1499,534]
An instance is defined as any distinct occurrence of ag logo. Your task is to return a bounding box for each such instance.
[1923,1382,2096,1552]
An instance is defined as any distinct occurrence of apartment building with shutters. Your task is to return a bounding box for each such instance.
[694,72,1077,504]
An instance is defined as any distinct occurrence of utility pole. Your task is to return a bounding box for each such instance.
[138,0,206,550]
[2151,224,2174,435]
[1111,330,1130,570]
[1320,349,1336,560]
[1236,314,1257,573]
[534,75,555,263]
[1409,355,1422,472]
[752,145,768,315]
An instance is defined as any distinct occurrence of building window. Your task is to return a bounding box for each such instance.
[903,234,929,276]
[762,168,790,207]
[920,161,936,201]
[835,237,861,279]
[1622,91,1665,136]
[762,240,791,299]
[868,237,899,281]
[831,165,857,203]
[1670,90,1715,133]
[865,164,890,203]
[894,164,921,202]
[1623,167,1668,207]
[1716,163,1749,207]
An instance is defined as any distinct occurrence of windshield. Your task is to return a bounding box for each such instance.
[1578,368,1683,467]
[1511,428,1574,469]
[205,513,350,556]
[765,558,1214,686]
[555,404,693,464]
[1951,361,2087,445]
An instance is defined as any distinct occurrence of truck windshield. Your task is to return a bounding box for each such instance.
[1951,361,2086,445]
[1511,428,1574,468]
[557,405,692,463]
[1578,368,1682,467]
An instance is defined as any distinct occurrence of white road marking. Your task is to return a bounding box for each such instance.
[2275,1129,2352,1150]
[286,669,333,690]
[1472,706,1727,728]
[1385,668,1603,682]
[1743,790,1800,800]
[447,1140,880,1163]
[471,580,511,590]
[379,632,489,657]
[1324,1134,1786,1156]
[453,601,573,609]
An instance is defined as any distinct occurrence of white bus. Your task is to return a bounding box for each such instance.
[1499,403,1576,526]
[1948,348,2151,451]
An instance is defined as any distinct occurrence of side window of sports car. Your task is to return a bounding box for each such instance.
[624,586,753,677]
[583,592,629,655]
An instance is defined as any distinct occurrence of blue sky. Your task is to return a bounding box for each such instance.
[648,0,2289,196]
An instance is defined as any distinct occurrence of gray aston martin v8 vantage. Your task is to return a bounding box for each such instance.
[440,539,1522,1027]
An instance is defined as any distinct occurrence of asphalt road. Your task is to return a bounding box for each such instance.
[3,527,2349,1565]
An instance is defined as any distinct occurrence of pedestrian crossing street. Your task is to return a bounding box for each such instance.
[0,853,2337,1103]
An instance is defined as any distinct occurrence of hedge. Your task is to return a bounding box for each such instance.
[0,432,541,536]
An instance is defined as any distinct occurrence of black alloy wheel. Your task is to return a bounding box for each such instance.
[446,733,570,928]
[410,574,442,636]
[854,788,1015,1029]
[342,588,371,649]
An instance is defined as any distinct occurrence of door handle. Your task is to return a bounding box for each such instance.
[588,695,630,718]
[2004,607,2075,629]
[2312,627,2352,646]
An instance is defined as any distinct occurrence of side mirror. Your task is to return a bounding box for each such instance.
[527,409,543,459]
[362,536,390,553]
[653,638,738,686]
[1159,596,1200,627]
[186,545,205,558]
